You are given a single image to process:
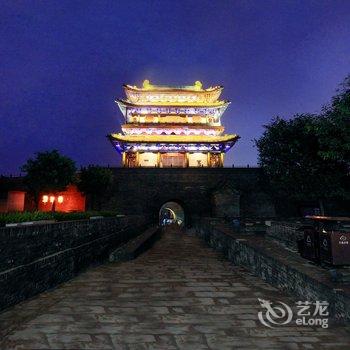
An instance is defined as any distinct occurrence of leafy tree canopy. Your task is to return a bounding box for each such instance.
[77,166,114,210]
[21,150,76,195]
[255,75,349,204]
[317,75,350,165]
[77,166,114,195]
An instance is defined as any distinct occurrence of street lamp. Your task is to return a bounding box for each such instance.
[41,194,64,211]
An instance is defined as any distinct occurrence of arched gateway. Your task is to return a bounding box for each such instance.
[101,168,275,222]
[159,201,185,228]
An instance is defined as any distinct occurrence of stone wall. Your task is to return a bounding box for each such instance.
[104,167,276,221]
[266,220,306,250]
[193,217,350,322]
[0,215,151,311]
[212,186,240,218]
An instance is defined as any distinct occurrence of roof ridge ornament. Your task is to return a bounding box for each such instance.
[194,81,202,90]
[142,79,152,90]
[123,81,224,105]
[136,80,206,91]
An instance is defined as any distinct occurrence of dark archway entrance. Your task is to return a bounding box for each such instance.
[159,201,185,227]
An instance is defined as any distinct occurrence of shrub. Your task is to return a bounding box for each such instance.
[0,210,120,227]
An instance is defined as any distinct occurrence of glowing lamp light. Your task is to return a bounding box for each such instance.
[49,196,55,203]
[42,195,48,203]
[57,196,64,204]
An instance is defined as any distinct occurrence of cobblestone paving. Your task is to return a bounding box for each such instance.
[1,228,350,349]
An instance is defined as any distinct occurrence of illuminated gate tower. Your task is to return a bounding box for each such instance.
[108,80,239,167]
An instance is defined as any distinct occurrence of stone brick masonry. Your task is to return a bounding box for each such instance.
[0,216,151,311]
[193,218,350,323]
[0,227,349,349]
[266,220,305,250]
[105,168,276,219]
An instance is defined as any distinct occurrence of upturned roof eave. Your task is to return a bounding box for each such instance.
[115,99,230,108]
[108,133,239,144]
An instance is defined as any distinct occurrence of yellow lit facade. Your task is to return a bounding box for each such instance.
[108,80,239,168]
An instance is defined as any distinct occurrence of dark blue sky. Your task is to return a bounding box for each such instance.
[1,0,350,174]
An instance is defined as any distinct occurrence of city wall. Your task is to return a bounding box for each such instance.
[104,167,276,221]
[193,217,350,322]
[0,215,151,311]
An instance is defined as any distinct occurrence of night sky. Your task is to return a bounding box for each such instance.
[1,0,350,174]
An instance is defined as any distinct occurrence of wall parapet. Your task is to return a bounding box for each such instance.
[193,217,350,323]
[266,220,306,250]
[0,215,152,311]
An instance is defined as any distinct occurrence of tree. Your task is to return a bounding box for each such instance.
[77,166,114,210]
[316,75,350,168]
[21,150,76,210]
[255,76,350,215]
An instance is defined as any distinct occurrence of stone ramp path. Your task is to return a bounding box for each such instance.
[0,228,349,349]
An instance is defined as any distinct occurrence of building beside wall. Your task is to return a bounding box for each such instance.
[0,177,85,213]
[0,177,27,212]
[108,80,239,167]
[0,191,26,212]
[38,185,85,212]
